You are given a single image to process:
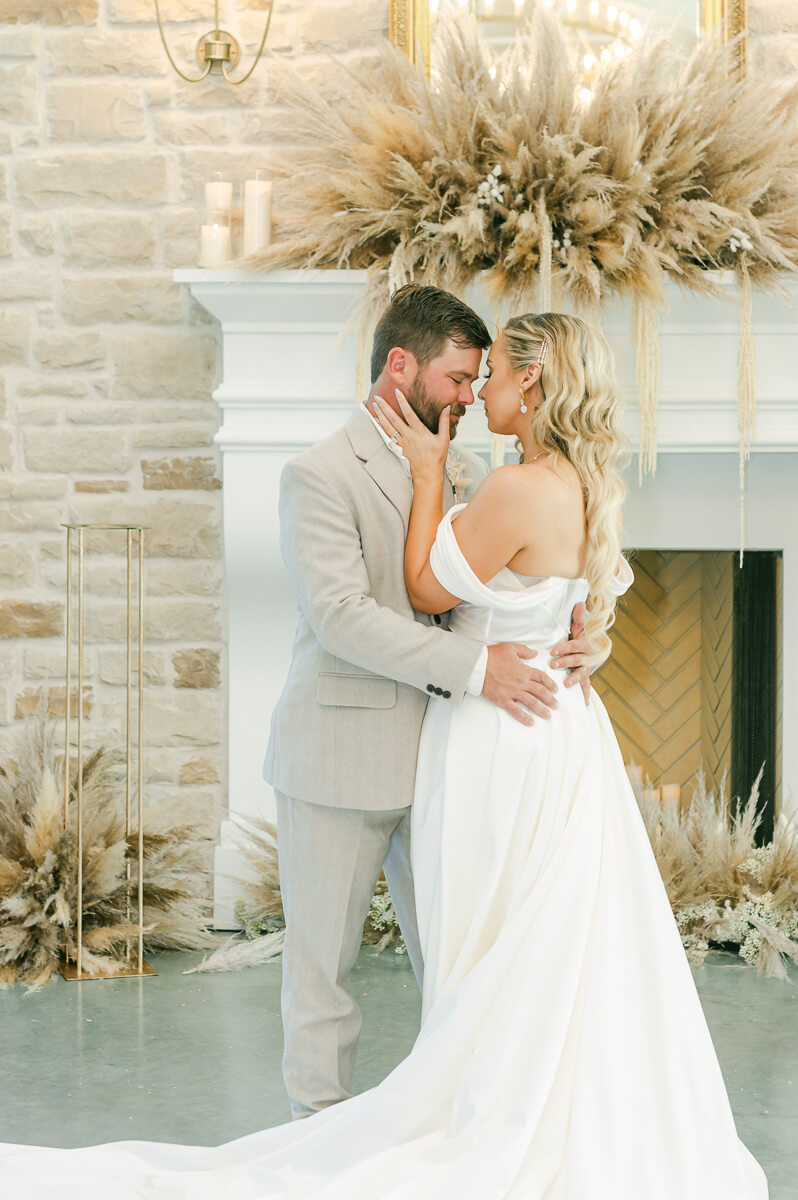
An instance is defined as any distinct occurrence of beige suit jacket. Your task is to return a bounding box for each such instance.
[263,406,490,811]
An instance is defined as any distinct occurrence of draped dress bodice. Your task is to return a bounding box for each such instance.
[432,502,633,653]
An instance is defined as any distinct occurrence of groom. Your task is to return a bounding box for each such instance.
[263,284,597,1120]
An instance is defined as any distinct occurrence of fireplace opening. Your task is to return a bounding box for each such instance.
[593,550,783,839]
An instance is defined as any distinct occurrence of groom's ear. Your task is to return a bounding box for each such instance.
[385,346,418,386]
[386,346,408,378]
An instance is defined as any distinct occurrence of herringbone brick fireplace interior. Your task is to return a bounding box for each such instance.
[593,550,783,811]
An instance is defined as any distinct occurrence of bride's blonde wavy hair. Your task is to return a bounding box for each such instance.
[502,312,630,668]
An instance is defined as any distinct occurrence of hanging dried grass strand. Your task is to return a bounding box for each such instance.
[632,293,661,483]
[576,292,602,329]
[488,290,508,469]
[536,190,553,312]
[355,322,370,407]
[737,259,756,566]
[349,270,388,407]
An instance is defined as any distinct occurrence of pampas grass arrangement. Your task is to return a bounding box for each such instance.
[0,720,216,992]
[635,767,798,980]
[189,816,405,975]
[244,10,798,481]
[197,774,798,979]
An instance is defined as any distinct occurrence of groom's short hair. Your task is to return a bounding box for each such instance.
[370,285,491,382]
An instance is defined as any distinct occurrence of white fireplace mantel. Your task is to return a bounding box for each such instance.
[174,267,798,927]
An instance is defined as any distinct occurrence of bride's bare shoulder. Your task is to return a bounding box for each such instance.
[467,464,528,507]
[472,460,577,508]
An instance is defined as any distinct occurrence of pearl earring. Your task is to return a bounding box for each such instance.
[519,386,528,415]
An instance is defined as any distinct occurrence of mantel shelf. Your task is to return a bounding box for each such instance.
[176,267,798,455]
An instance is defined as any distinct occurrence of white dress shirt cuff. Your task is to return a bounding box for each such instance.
[465,645,489,696]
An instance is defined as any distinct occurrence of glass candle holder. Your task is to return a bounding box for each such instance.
[242,168,273,255]
[198,207,231,268]
[204,172,233,212]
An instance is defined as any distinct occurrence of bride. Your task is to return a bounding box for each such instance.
[1,313,768,1199]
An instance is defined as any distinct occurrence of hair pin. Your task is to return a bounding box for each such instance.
[536,338,548,368]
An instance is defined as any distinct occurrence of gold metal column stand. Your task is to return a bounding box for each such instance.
[60,524,156,982]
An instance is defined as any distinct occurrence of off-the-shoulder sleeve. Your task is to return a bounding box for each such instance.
[609,555,634,597]
[429,504,487,606]
[429,504,590,612]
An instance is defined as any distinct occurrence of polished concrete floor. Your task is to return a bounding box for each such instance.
[1,942,796,1196]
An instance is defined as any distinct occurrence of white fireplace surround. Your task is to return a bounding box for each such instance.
[174,268,798,928]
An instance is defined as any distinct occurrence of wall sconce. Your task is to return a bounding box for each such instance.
[154,0,275,85]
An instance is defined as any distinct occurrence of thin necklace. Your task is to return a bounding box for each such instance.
[526,449,544,463]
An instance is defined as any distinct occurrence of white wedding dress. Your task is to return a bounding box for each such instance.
[1,503,768,1200]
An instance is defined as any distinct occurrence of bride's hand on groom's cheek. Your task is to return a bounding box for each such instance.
[373,391,450,478]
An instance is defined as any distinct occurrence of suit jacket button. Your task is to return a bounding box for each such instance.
[433,614,442,625]
[442,689,451,698]
[426,684,434,693]
[434,686,443,695]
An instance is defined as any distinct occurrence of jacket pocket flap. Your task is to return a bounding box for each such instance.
[316,672,397,709]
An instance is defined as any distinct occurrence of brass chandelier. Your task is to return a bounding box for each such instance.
[154,0,275,84]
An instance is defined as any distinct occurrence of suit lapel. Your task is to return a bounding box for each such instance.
[366,453,414,533]
[346,408,413,532]
[345,407,459,532]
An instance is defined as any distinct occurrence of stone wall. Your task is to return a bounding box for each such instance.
[0,0,388,878]
[749,0,798,81]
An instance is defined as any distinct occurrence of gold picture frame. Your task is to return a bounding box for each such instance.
[702,0,749,72]
[389,0,431,72]
[390,0,749,74]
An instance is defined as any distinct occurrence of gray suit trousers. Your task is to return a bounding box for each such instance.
[275,790,423,1120]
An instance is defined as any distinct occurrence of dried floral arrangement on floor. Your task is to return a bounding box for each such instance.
[188,816,404,976]
[245,11,798,481]
[0,721,216,992]
[195,772,798,980]
[636,767,798,980]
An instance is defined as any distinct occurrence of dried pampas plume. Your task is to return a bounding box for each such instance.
[634,766,798,980]
[239,10,798,481]
[196,773,798,980]
[0,720,217,992]
[189,816,406,974]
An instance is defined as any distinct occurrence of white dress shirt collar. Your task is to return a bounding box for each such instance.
[360,401,412,479]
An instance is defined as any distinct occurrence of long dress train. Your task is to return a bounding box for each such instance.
[0,503,768,1199]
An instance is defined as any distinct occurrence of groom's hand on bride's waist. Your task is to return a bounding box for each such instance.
[479,603,598,723]
[549,601,596,708]
[481,643,560,727]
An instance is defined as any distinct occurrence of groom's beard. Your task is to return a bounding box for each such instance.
[407,374,465,441]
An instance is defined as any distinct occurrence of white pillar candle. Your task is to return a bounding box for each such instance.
[205,178,233,212]
[199,222,231,268]
[243,178,272,255]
